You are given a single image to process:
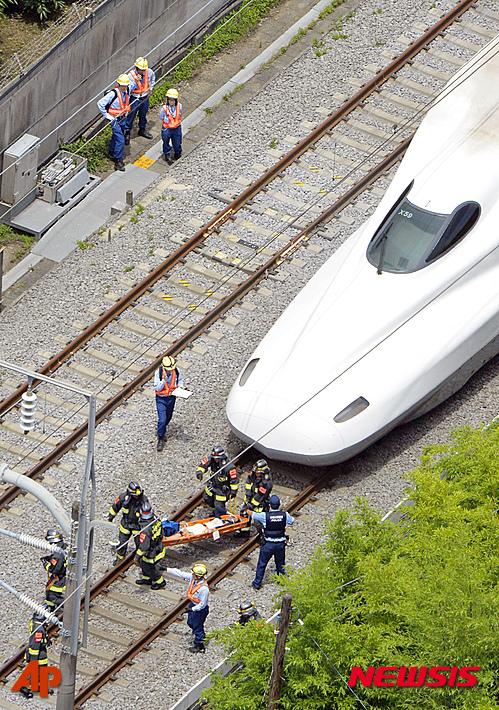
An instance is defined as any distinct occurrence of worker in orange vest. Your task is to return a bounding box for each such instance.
[97,74,131,171]
[125,56,155,143]
[165,563,209,652]
[154,355,183,451]
[160,88,182,165]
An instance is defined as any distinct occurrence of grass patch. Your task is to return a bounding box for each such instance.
[62,0,346,166]
[0,223,35,264]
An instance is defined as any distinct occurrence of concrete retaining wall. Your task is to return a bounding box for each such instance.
[0,0,238,169]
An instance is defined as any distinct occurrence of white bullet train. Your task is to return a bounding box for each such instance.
[226,36,499,466]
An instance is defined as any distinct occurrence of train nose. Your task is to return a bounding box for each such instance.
[227,390,345,464]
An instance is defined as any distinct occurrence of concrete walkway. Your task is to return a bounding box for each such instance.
[2,0,348,295]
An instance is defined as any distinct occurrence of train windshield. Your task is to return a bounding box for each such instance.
[367,196,481,273]
[367,200,447,273]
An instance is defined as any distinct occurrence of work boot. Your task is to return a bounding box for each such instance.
[164,153,173,165]
[107,151,116,161]
[19,687,33,699]
[124,131,131,145]
[113,557,122,567]
[138,128,153,139]
[188,642,205,653]
[157,435,165,452]
[114,160,126,172]
[135,577,152,585]
[173,152,182,161]
[151,579,166,590]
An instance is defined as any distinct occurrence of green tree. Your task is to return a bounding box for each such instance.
[206,424,499,709]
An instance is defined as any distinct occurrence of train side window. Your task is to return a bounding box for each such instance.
[334,396,370,423]
[239,358,259,386]
[425,202,480,263]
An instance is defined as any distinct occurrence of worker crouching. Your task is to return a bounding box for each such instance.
[166,563,209,652]
[135,504,166,589]
[196,445,239,517]
[234,459,273,539]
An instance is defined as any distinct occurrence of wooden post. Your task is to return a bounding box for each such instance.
[267,593,292,710]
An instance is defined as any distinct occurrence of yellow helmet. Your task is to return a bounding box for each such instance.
[166,88,179,100]
[135,56,148,70]
[192,563,207,577]
[162,355,176,371]
[117,74,130,86]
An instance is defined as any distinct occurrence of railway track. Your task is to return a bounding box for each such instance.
[0,0,497,704]
[0,0,485,505]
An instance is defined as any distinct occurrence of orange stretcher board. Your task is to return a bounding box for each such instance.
[162,514,249,546]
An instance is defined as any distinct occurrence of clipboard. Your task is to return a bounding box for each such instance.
[172,387,193,399]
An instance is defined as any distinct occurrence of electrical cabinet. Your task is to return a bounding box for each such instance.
[1,134,40,206]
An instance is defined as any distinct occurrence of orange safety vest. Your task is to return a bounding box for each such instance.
[187,578,208,604]
[156,368,177,396]
[162,103,181,129]
[130,69,149,96]
[108,87,130,116]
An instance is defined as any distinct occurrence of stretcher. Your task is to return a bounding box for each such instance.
[162,514,249,546]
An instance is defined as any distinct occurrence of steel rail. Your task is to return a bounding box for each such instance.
[0,131,413,680]
[0,0,475,418]
[73,463,342,707]
[0,451,255,683]
[0,131,411,512]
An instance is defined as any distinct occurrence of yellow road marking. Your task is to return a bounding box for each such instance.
[134,156,155,168]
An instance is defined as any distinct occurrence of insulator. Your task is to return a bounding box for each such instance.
[20,389,37,433]
[17,532,64,555]
[17,592,61,627]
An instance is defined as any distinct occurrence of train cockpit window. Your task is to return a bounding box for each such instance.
[425,202,480,263]
[367,199,446,273]
[334,396,370,423]
[239,358,259,386]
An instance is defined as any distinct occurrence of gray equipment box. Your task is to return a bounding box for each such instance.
[37,151,87,204]
[1,134,40,206]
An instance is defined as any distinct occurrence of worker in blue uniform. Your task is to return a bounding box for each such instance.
[97,74,131,171]
[125,56,156,143]
[154,355,183,451]
[165,563,210,653]
[248,495,294,590]
[160,88,182,165]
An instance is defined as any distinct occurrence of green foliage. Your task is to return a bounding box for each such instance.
[77,238,93,250]
[0,223,33,249]
[60,129,113,173]
[205,424,499,709]
[0,0,64,20]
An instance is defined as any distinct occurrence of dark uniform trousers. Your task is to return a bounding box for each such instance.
[25,620,49,666]
[137,519,166,584]
[253,510,287,588]
[200,457,239,517]
[188,605,209,644]
[42,547,66,610]
[109,492,149,559]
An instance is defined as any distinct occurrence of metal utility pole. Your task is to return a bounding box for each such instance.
[267,593,292,710]
[56,501,79,710]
